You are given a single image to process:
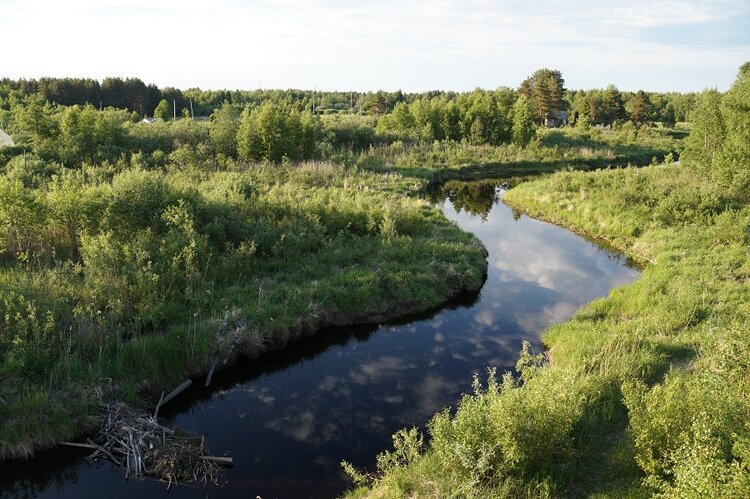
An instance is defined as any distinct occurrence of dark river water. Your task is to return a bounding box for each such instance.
[0,180,639,499]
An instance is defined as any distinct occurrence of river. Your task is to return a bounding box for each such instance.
[0,180,640,499]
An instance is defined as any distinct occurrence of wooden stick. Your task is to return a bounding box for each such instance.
[205,357,219,387]
[153,391,165,419]
[136,417,175,435]
[160,379,192,407]
[203,456,233,466]
[86,438,121,465]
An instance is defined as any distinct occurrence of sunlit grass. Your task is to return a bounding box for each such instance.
[351,164,750,497]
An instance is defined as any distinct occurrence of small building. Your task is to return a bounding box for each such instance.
[545,110,568,128]
[0,128,14,147]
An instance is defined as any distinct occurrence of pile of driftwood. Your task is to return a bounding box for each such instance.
[59,312,245,488]
[62,403,232,488]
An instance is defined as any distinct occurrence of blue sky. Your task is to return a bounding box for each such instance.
[1,0,748,92]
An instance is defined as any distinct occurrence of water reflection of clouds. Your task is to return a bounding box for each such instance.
[245,386,277,405]
[349,356,417,385]
[491,234,602,293]
[514,301,579,335]
[446,198,629,304]
[474,308,494,326]
[414,375,460,419]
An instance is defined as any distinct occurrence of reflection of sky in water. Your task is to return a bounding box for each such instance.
[2,189,639,499]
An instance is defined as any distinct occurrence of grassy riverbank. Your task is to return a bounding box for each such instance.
[354,125,682,182]
[0,162,487,459]
[348,164,750,497]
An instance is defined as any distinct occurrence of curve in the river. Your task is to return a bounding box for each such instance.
[0,180,640,499]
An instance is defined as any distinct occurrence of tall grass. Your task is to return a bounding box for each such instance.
[0,160,486,458]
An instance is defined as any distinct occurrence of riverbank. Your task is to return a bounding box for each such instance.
[350,164,750,497]
[0,162,488,461]
[354,125,681,183]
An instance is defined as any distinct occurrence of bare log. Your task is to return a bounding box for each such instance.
[205,357,219,387]
[203,456,233,466]
[136,417,175,435]
[159,379,192,407]
[153,391,165,419]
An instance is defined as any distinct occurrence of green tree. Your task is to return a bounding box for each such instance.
[627,90,652,126]
[440,101,462,141]
[519,69,566,125]
[661,103,677,127]
[715,62,750,199]
[0,176,45,255]
[511,96,535,146]
[209,101,240,157]
[237,106,261,161]
[681,90,724,176]
[12,95,59,157]
[236,102,307,163]
[153,99,172,121]
[364,91,388,116]
[59,105,89,165]
[299,111,319,159]
[376,102,416,140]
[459,89,512,145]
[93,108,129,162]
[602,85,626,125]
[46,170,100,261]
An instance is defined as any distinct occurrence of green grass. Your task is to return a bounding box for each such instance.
[0,161,487,459]
[350,164,750,498]
[351,125,681,182]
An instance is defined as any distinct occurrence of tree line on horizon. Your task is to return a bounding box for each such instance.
[2,71,696,126]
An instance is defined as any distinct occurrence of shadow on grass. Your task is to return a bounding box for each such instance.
[0,285,483,497]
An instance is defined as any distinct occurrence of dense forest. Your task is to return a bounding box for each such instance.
[1,63,744,497]
[1,73,694,124]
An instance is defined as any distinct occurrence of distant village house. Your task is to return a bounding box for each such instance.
[0,129,14,147]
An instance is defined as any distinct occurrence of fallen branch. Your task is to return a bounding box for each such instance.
[153,378,195,421]
[203,456,233,466]
[153,391,165,419]
[205,357,219,387]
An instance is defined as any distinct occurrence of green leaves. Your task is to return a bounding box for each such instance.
[237,102,318,163]
[153,99,172,121]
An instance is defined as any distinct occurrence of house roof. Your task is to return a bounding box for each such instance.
[0,129,14,147]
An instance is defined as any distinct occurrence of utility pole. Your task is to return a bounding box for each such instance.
[190,98,194,119]
[350,92,353,114]
[173,99,176,121]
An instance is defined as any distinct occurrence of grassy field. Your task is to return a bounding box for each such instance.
[348,164,750,498]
